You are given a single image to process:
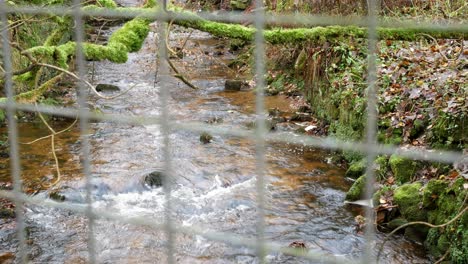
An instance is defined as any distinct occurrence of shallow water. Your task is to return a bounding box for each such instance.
[0,5,430,263]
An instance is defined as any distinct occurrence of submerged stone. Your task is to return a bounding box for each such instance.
[144,171,164,188]
[96,83,120,92]
[224,79,244,91]
[49,191,66,202]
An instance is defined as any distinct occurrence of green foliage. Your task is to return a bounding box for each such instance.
[429,112,467,149]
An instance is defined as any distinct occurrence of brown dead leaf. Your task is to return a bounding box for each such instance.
[448,170,459,179]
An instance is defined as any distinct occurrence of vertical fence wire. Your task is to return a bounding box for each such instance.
[362,0,379,262]
[156,2,176,263]
[253,0,268,262]
[0,1,27,263]
[71,0,97,262]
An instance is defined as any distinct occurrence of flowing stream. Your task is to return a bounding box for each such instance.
[0,3,430,263]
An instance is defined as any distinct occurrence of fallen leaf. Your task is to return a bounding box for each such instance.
[409,88,421,99]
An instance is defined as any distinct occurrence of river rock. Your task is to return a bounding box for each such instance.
[144,171,164,188]
[96,83,120,92]
[290,112,314,122]
[49,191,65,202]
[200,132,213,144]
[224,79,244,91]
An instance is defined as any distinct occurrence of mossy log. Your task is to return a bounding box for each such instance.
[172,9,466,43]
[24,17,151,68]
[0,2,154,104]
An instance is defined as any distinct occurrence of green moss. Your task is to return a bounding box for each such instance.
[173,10,467,44]
[410,118,426,139]
[96,0,117,8]
[422,179,449,209]
[345,159,366,179]
[389,154,419,183]
[108,18,151,52]
[393,182,426,222]
[345,174,366,201]
[429,113,467,149]
[25,16,150,66]
[421,178,468,262]
[424,178,466,225]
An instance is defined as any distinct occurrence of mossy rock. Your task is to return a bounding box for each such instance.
[345,159,366,179]
[389,154,419,183]
[422,179,449,209]
[345,174,366,201]
[346,156,388,180]
[424,178,467,225]
[423,178,468,262]
[393,182,427,222]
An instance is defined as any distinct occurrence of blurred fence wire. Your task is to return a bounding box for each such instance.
[0,0,466,263]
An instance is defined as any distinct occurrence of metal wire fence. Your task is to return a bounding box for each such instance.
[0,0,466,263]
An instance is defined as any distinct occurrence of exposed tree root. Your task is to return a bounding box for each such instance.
[376,204,468,263]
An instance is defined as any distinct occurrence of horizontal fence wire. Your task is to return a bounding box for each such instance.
[0,102,463,164]
[2,5,468,32]
[0,1,466,263]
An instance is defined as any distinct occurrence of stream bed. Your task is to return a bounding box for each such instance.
[1,4,430,263]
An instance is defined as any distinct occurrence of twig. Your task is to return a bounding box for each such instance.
[35,62,138,100]
[20,118,78,145]
[91,21,109,84]
[166,58,199,89]
[33,104,76,188]
[180,30,194,52]
[164,16,199,89]
[434,247,451,264]
[418,33,464,62]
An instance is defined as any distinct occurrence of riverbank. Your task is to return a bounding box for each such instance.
[246,36,467,262]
